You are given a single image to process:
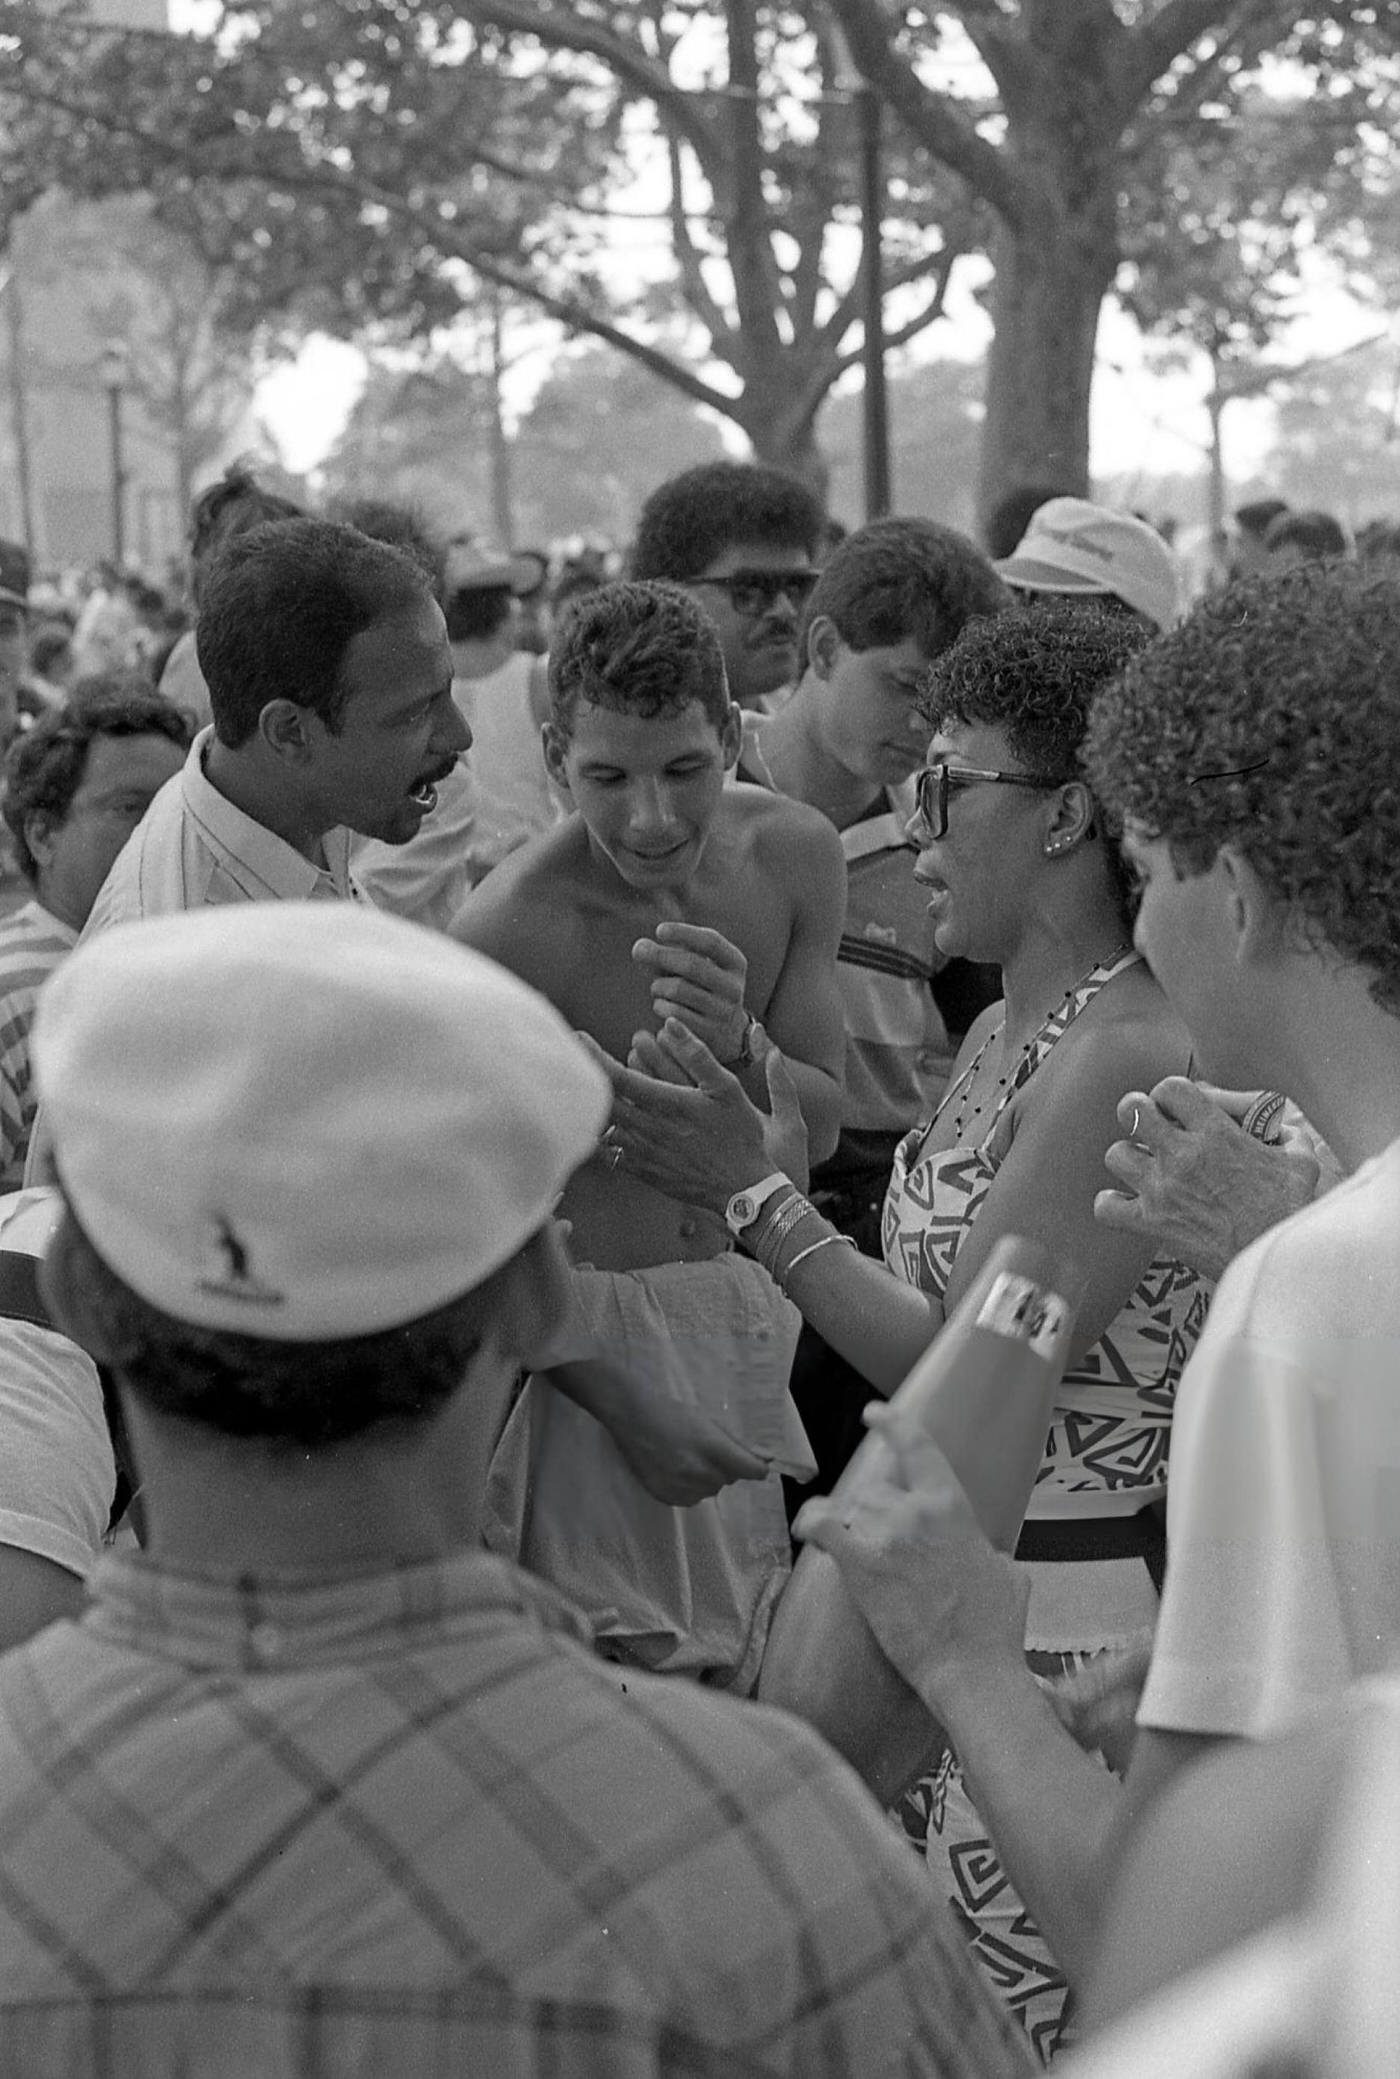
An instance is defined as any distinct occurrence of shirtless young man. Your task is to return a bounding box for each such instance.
[452,579,846,1689]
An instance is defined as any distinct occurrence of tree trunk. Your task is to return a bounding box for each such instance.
[2,269,36,555]
[731,380,833,500]
[486,285,514,546]
[978,205,1115,530]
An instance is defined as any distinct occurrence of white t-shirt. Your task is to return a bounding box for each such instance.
[1067,1673,1400,2079]
[1139,1136,1400,1739]
[0,1189,114,1577]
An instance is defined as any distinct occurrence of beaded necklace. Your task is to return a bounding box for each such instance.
[932,944,1135,1143]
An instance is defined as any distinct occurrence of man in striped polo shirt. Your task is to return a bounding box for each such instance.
[735,516,1010,1499]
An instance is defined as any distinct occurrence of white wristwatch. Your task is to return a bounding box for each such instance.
[724,1171,792,1239]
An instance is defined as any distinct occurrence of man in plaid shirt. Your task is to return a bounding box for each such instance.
[0,902,1027,2079]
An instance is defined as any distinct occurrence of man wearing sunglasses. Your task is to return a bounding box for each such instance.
[630,460,826,711]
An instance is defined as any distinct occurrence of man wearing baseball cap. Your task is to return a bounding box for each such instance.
[0,902,1024,2079]
[994,497,1180,633]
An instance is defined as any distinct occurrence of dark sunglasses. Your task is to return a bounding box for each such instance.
[914,761,1076,840]
[691,569,821,617]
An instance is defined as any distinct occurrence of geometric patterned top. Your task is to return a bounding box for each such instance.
[882,952,1212,1520]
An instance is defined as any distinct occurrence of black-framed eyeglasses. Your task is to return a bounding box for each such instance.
[913,761,1077,840]
[691,569,821,617]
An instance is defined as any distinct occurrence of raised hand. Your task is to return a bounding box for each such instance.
[631,920,751,1063]
[588,1018,810,1210]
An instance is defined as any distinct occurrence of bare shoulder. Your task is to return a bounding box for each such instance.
[451,821,586,981]
[725,780,845,890]
[1055,961,1191,1090]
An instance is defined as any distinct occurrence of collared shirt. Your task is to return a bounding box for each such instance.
[0,901,76,1188]
[738,715,952,1148]
[0,1548,1028,2078]
[84,725,359,933]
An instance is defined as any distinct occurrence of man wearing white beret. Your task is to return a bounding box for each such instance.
[0,902,1027,2079]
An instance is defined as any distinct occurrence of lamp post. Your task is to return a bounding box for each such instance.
[829,27,891,519]
[98,339,129,567]
[854,79,891,518]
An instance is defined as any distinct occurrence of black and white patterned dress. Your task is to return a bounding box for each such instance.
[881,952,1212,2064]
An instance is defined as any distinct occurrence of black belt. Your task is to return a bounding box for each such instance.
[1016,1503,1167,1593]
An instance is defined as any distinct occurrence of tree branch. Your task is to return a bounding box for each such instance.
[826,0,1030,227]
[660,124,737,364]
[1122,0,1281,110]
[459,1,714,161]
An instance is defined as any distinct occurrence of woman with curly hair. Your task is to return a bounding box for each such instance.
[781,559,1400,2054]
[599,599,1212,2061]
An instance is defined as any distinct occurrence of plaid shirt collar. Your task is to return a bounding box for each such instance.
[81,1547,594,1672]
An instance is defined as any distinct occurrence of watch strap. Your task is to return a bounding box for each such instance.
[724,1171,792,1237]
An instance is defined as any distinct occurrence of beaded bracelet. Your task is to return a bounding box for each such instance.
[775,1228,857,1289]
[751,1195,819,1276]
[746,1189,805,1255]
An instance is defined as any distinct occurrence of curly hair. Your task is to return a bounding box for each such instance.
[629,461,825,581]
[919,599,1153,778]
[196,517,436,748]
[548,579,729,743]
[1084,562,1400,1014]
[801,516,1011,661]
[51,1204,495,1452]
[2,674,192,882]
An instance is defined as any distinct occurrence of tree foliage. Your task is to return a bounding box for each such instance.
[3,1,1399,510]
[0,0,975,486]
[54,196,256,521]
[317,340,728,546]
[824,0,1400,512]
[1268,337,1400,523]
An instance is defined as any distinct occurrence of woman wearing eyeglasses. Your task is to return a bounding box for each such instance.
[597,600,1212,2061]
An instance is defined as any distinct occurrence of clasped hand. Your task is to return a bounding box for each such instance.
[581,1018,811,1209]
[631,920,750,1070]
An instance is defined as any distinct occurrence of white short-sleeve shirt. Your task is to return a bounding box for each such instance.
[0,1189,114,1577]
[1139,1137,1400,1739]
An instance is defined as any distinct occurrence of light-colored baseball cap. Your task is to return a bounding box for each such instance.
[994,498,1179,631]
[33,903,609,1340]
[444,538,548,597]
